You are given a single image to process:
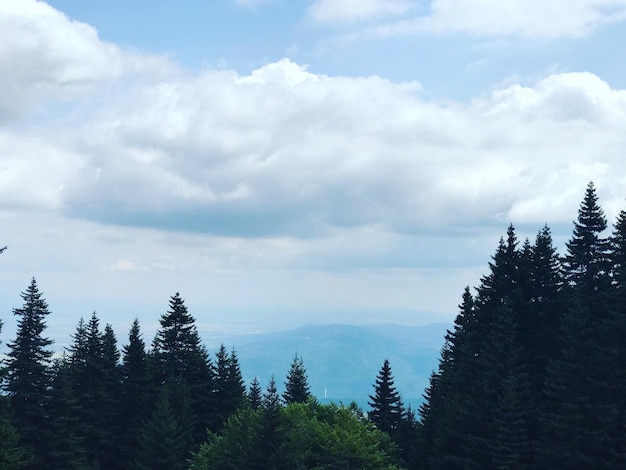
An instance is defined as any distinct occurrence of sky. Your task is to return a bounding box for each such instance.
[1,0,626,345]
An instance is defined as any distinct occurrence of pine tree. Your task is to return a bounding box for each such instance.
[563,182,611,311]
[601,207,626,464]
[152,293,213,449]
[134,389,189,470]
[368,359,404,435]
[63,313,124,467]
[120,319,153,464]
[4,278,54,467]
[539,300,607,467]
[248,376,263,410]
[0,319,29,469]
[46,357,88,469]
[211,344,245,431]
[0,396,29,469]
[255,375,283,468]
[99,323,123,468]
[283,353,311,404]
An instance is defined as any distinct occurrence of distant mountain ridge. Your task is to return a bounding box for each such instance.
[204,322,451,409]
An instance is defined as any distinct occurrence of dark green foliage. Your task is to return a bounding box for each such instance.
[46,358,89,469]
[539,301,606,467]
[211,345,246,431]
[152,293,214,448]
[248,376,263,410]
[282,353,311,404]
[134,389,189,470]
[4,278,54,467]
[563,182,611,307]
[0,396,29,469]
[120,319,153,463]
[368,359,403,435]
[257,375,283,468]
[66,312,123,468]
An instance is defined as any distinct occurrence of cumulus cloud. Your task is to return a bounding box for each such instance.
[0,0,172,121]
[309,0,413,23]
[3,2,626,249]
[46,62,626,240]
[366,0,626,38]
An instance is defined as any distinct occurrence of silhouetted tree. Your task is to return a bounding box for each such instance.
[4,278,54,467]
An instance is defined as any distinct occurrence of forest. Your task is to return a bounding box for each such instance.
[1,181,625,469]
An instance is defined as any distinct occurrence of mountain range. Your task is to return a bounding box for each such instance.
[204,322,451,409]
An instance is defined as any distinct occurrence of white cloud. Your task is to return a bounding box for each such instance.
[309,0,413,23]
[4,53,626,243]
[0,0,173,121]
[8,65,594,250]
[3,1,626,274]
[369,0,626,38]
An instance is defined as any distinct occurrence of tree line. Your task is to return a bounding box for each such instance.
[0,285,413,468]
[415,182,626,469]
[2,181,626,468]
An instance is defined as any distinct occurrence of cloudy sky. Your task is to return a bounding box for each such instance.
[1,0,626,344]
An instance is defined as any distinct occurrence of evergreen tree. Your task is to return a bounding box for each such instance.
[99,323,123,468]
[599,207,626,465]
[0,396,29,469]
[120,319,153,464]
[255,375,283,468]
[539,301,608,467]
[210,345,246,431]
[368,359,403,435]
[0,319,29,469]
[134,389,189,470]
[283,353,311,404]
[152,293,213,449]
[248,376,263,410]
[4,278,54,467]
[46,357,88,469]
[62,313,124,468]
[563,181,611,310]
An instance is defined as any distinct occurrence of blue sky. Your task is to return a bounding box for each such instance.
[1,0,626,345]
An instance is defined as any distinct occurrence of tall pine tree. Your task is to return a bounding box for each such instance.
[151,293,213,450]
[4,278,54,468]
[283,354,311,404]
[368,359,403,435]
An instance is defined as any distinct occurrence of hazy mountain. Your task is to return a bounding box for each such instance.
[205,322,451,409]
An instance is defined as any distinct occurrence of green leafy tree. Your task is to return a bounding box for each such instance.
[283,353,311,404]
[4,278,54,467]
[190,402,401,470]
